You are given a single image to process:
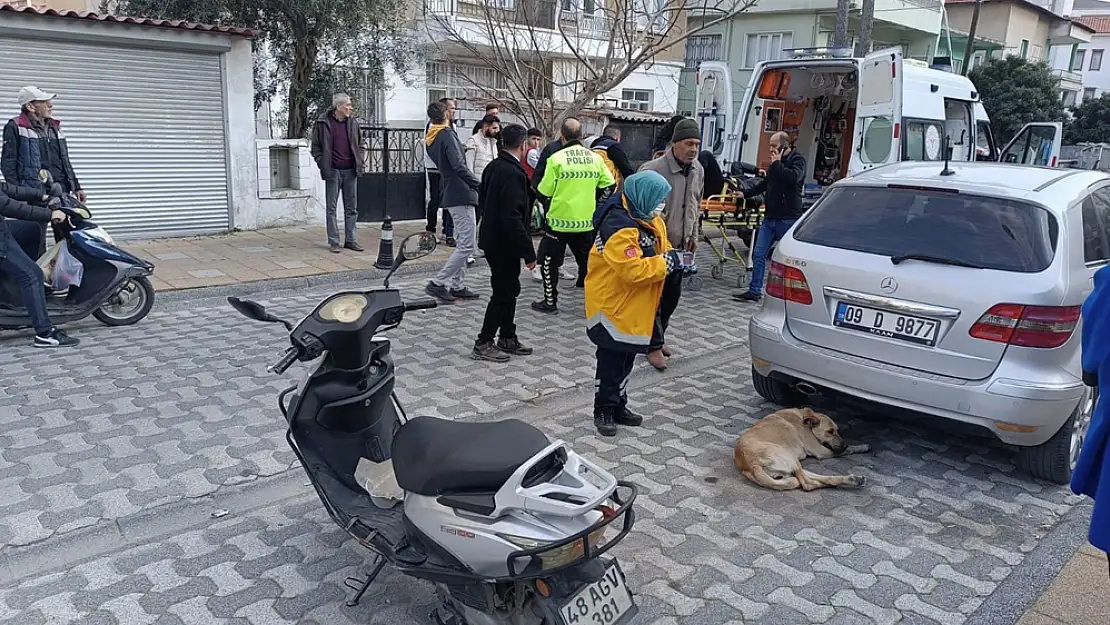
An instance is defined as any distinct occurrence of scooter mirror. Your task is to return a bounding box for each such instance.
[227,296,292,329]
[400,232,437,262]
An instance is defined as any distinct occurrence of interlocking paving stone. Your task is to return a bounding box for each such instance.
[0,249,1085,623]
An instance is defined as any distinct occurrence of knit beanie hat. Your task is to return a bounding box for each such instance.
[671,118,700,143]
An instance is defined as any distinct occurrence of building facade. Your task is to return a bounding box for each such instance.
[1053,2,1110,103]
[946,0,1093,104]
[378,0,685,132]
[0,4,276,238]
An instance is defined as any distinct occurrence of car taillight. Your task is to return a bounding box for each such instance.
[969,304,1081,349]
[765,260,813,305]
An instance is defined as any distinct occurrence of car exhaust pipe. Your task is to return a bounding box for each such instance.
[794,382,818,397]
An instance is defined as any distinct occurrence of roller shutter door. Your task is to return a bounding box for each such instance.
[0,36,230,238]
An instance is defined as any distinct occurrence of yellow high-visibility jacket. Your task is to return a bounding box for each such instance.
[585,196,673,352]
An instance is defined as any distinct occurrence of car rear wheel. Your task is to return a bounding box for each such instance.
[1018,386,1097,485]
[751,367,802,406]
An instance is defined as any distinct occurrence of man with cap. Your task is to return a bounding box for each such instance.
[637,117,704,371]
[2,86,85,258]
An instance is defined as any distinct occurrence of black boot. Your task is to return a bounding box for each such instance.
[615,406,643,427]
[594,408,617,437]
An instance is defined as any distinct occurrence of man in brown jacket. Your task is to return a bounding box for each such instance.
[310,93,366,253]
[637,117,704,370]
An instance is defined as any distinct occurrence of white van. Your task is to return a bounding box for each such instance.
[695,48,1062,194]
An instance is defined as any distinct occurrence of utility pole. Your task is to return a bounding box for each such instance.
[833,0,851,49]
[856,0,875,57]
[961,0,984,75]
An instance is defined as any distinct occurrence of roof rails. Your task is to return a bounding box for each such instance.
[782,46,854,60]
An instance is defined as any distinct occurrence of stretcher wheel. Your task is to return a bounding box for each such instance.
[737,271,752,290]
[711,264,724,280]
[685,275,703,291]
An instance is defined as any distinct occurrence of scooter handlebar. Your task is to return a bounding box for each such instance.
[405,299,439,312]
[270,347,300,374]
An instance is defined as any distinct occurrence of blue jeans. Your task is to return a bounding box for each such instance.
[1,222,51,335]
[749,218,797,295]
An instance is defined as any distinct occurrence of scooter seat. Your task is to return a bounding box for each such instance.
[392,416,550,496]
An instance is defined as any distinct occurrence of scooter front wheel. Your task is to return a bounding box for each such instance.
[93,276,155,326]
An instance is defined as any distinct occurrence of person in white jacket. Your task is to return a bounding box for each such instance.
[466,115,500,187]
[465,114,500,263]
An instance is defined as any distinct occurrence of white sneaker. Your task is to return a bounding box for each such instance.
[467,257,476,266]
[560,268,575,280]
[531,266,542,281]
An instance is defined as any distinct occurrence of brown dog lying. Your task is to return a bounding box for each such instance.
[734,407,870,491]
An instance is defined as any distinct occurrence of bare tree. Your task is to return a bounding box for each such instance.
[422,0,756,135]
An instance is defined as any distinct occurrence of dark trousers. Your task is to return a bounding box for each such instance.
[594,347,636,412]
[478,254,522,344]
[537,230,592,307]
[649,271,684,352]
[1,224,51,335]
[425,171,454,237]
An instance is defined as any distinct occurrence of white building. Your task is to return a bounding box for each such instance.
[380,0,684,131]
[1052,0,1110,102]
[0,4,323,238]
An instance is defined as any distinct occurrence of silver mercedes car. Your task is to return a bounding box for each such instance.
[748,161,1104,484]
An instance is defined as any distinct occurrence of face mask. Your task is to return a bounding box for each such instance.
[651,203,665,218]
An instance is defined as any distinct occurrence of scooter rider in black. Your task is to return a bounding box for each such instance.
[0,182,79,347]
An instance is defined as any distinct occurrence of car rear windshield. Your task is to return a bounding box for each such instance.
[792,185,1058,273]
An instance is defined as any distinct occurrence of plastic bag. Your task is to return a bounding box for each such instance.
[37,243,61,283]
[52,240,84,290]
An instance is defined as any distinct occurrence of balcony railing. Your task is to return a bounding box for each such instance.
[427,0,558,30]
[1053,68,1083,86]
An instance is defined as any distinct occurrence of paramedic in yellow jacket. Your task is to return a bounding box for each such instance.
[531,117,616,314]
[586,171,688,437]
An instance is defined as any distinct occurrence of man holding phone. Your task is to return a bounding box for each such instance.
[733,131,806,303]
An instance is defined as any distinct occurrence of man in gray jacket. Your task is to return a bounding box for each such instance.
[637,118,704,370]
[423,101,482,303]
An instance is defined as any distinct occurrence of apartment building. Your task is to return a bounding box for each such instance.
[378,0,686,130]
[946,0,1092,104]
[1051,0,1110,102]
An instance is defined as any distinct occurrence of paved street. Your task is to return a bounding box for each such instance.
[0,251,1090,625]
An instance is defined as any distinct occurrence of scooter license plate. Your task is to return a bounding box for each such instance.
[560,561,637,625]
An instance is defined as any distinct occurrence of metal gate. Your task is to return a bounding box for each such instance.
[357,127,426,222]
[0,36,230,238]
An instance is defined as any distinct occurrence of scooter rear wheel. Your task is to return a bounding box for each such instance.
[93,276,155,326]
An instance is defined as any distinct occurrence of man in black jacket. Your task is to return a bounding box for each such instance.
[472,124,537,362]
[734,131,806,303]
[0,182,79,347]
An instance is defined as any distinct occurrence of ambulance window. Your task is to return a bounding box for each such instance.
[975,121,997,161]
[902,119,945,161]
[861,116,894,163]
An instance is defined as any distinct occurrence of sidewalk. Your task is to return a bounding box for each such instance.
[128,221,441,291]
[1017,545,1109,625]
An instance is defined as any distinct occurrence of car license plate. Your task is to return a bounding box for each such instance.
[834,302,939,346]
[560,561,637,625]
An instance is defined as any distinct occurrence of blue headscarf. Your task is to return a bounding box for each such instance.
[622,171,672,221]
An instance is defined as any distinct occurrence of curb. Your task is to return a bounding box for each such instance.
[154,259,444,304]
[968,501,1093,625]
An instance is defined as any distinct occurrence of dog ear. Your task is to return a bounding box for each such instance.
[801,409,820,427]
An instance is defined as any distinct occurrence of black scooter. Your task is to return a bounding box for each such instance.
[0,183,155,330]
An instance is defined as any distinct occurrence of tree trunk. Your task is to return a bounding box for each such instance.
[833,0,850,49]
[855,0,874,57]
[286,37,319,139]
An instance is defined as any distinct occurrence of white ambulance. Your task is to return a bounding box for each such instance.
[695,47,1062,195]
